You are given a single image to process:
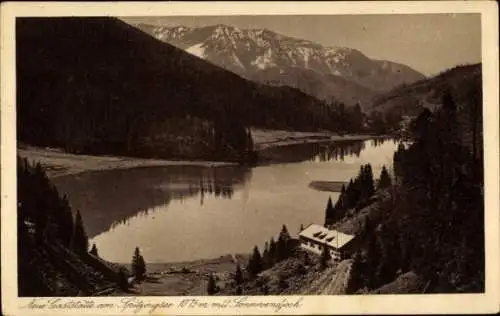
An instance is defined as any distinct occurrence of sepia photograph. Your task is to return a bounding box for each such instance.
[1,1,499,315]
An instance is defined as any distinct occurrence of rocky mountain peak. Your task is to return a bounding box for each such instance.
[132,22,426,105]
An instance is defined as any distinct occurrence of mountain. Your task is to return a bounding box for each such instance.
[371,63,481,115]
[370,63,482,158]
[133,23,426,106]
[17,17,361,162]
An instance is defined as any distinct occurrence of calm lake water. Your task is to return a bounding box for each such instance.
[52,138,399,263]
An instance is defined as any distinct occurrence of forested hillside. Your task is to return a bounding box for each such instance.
[337,81,484,293]
[370,64,481,117]
[17,157,129,296]
[17,17,366,163]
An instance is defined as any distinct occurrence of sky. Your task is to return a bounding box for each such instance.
[120,14,481,76]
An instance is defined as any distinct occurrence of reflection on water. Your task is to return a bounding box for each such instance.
[53,139,399,263]
[52,165,251,238]
[310,141,365,162]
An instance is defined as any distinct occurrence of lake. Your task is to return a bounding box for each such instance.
[52,138,399,263]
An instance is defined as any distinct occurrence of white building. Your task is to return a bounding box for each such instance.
[298,224,355,260]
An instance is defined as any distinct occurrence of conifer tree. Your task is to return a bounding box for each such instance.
[234,263,243,285]
[89,243,98,256]
[131,247,146,281]
[378,166,392,189]
[247,245,263,277]
[207,273,217,295]
[277,225,292,261]
[279,225,291,241]
[344,179,355,209]
[365,164,375,197]
[324,196,335,226]
[334,185,346,211]
[72,210,88,253]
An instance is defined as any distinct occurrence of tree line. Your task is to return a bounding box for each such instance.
[17,158,147,295]
[207,225,296,295]
[324,163,391,227]
[347,86,484,293]
[17,158,99,295]
[18,157,89,253]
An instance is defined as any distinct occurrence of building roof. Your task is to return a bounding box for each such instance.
[299,224,355,250]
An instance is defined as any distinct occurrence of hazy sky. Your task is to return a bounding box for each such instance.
[120,14,481,76]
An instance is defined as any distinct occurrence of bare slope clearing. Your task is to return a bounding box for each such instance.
[18,146,236,178]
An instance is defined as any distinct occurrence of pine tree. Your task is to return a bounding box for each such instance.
[234,263,243,285]
[277,225,292,261]
[89,243,98,256]
[131,247,146,281]
[345,179,355,209]
[393,142,407,179]
[324,196,335,226]
[378,166,392,189]
[279,225,291,241]
[72,210,88,253]
[334,185,346,211]
[247,245,263,277]
[207,273,217,295]
[364,164,375,198]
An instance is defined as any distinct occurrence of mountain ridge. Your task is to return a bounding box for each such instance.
[132,22,426,106]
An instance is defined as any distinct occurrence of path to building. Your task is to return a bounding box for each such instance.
[301,259,352,295]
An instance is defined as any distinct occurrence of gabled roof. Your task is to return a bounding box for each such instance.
[299,224,355,250]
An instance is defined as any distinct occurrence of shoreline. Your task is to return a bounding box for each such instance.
[17,147,239,178]
[252,129,388,150]
[18,130,391,178]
